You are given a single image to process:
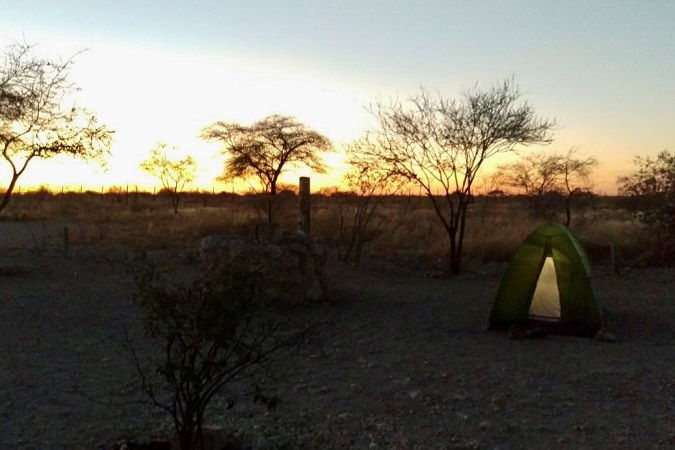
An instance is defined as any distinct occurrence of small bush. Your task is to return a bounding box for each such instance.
[129,256,315,450]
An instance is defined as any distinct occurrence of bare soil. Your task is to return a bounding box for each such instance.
[0,221,674,449]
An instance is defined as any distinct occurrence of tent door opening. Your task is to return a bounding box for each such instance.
[529,256,561,321]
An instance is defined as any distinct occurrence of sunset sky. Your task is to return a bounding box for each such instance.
[2,0,674,194]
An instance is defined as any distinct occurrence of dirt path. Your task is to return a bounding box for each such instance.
[0,241,673,449]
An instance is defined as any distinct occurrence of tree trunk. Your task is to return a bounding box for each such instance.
[172,192,180,214]
[455,199,469,273]
[0,173,19,214]
[178,419,196,450]
[447,228,460,275]
[268,183,277,224]
[426,192,463,275]
[449,247,461,275]
[564,194,572,226]
[298,176,311,234]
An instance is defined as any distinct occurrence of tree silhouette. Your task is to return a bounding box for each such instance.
[0,41,112,214]
[201,115,331,224]
[497,148,598,224]
[340,137,404,264]
[618,149,675,260]
[366,78,556,274]
[140,142,197,213]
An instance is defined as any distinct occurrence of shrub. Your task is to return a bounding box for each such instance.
[129,256,315,449]
[618,150,675,264]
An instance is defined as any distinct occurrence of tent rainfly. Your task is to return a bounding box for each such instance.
[487,222,603,336]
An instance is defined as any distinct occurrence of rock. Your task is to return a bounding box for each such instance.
[594,329,617,342]
[524,327,547,339]
[200,230,328,305]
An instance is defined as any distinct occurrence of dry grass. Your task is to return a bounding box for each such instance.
[1,190,656,268]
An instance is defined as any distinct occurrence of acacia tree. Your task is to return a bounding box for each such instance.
[201,114,331,224]
[0,41,112,214]
[140,142,197,213]
[497,148,598,224]
[367,78,556,274]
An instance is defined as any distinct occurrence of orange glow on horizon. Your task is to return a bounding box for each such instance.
[6,138,626,197]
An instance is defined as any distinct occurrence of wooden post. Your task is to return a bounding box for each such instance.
[63,226,70,257]
[298,176,310,234]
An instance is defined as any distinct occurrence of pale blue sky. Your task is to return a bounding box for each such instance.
[2,0,674,193]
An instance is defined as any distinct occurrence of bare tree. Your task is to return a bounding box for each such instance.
[496,152,563,197]
[618,149,675,260]
[140,142,196,213]
[129,256,318,450]
[559,149,598,225]
[339,137,404,264]
[367,78,556,274]
[619,150,675,199]
[497,148,598,225]
[0,41,112,214]
[201,114,332,224]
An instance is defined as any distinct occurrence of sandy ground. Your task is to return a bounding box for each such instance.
[0,220,674,449]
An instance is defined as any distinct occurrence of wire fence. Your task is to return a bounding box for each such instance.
[10,183,441,198]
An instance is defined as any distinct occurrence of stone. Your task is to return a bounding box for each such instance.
[594,329,617,342]
[200,230,328,305]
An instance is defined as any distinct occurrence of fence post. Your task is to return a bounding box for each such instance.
[610,242,622,277]
[298,176,310,234]
[63,226,70,257]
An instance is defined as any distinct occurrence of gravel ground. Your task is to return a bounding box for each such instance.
[1,221,674,449]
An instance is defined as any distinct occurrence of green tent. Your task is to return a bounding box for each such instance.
[487,222,602,336]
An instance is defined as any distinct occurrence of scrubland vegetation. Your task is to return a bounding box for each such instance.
[0,187,655,269]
